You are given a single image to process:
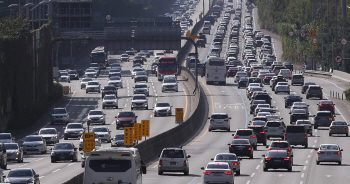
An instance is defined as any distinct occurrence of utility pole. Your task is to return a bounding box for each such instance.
[342,0,346,71]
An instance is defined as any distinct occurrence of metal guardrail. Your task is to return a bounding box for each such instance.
[303,70,332,76]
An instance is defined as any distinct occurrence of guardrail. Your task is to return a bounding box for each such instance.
[303,70,332,76]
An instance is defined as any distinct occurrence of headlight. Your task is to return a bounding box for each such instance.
[16,151,19,155]
[70,152,74,155]
[51,152,55,156]
[100,117,104,120]
[79,131,83,134]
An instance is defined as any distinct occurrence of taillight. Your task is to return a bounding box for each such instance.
[224,119,229,121]
[334,152,341,154]
[159,160,163,165]
[343,127,348,130]
[319,105,323,107]
[268,148,271,150]
[234,136,239,138]
[317,151,324,154]
[284,158,290,161]
[229,145,233,149]
[260,131,265,134]
[329,118,333,121]
[183,160,187,166]
[248,147,252,150]
[289,72,292,74]
[250,135,256,138]
[330,127,335,129]
[279,72,282,74]
[204,171,211,175]
[265,158,271,161]
[287,148,291,153]
[315,117,319,120]
[224,171,233,175]
[231,163,238,166]
[264,77,268,79]
[228,70,231,72]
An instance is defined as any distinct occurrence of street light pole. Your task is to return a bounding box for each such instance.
[342,0,346,70]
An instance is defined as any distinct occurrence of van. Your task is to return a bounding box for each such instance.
[158,147,190,175]
[264,121,286,140]
[83,147,146,184]
[285,125,308,148]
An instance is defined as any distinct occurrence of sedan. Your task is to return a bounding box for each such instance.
[111,134,125,147]
[87,110,106,125]
[329,121,348,136]
[263,150,292,172]
[108,76,123,88]
[134,71,148,83]
[228,139,253,159]
[4,168,40,184]
[80,78,93,89]
[50,142,78,163]
[38,128,59,145]
[211,153,241,175]
[102,95,118,109]
[4,143,23,163]
[22,135,47,154]
[108,69,121,78]
[201,162,235,184]
[153,102,172,117]
[86,81,101,93]
[58,75,70,83]
[64,123,85,140]
[317,100,335,114]
[316,144,343,165]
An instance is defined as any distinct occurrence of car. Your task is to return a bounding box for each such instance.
[233,129,258,149]
[162,75,178,92]
[38,128,59,145]
[329,121,349,136]
[301,82,316,94]
[50,107,69,125]
[101,85,117,98]
[115,111,137,130]
[208,113,231,132]
[254,104,271,116]
[63,123,85,140]
[285,125,308,147]
[133,83,150,96]
[0,133,15,143]
[91,126,112,143]
[316,144,343,165]
[291,74,304,85]
[228,139,253,158]
[133,63,142,68]
[110,63,122,70]
[58,75,71,83]
[4,143,23,163]
[267,141,293,157]
[269,76,277,87]
[251,92,272,105]
[158,147,190,175]
[247,125,267,146]
[314,111,335,129]
[284,94,302,108]
[133,55,146,65]
[68,70,79,80]
[196,39,206,47]
[50,143,78,163]
[78,133,101,151]
[22,135,47,154]
[131,94,148,110]
[102,94,118,109]
[249,120,266,127]
[263,150,293,172]
[111,134,126,147]
[263,73,276,84]
[108,69,121,78]
[86,81,101,93]
[306,85,323,99]
[278,69,292,79]
[88,65,100,76]
[4,168,40,184]
[238,77,249,88]
[87,110,106,125]
[80,78,93,89]
[291,102,310,114]
[250,100,267,114]
[201,162,234,184]
[134,71,148,83]
[120,54,129,62]
[296,120,313,136]
[271,75,287,90]
[202,27,210,34]
[317,100,335,114]
[131,68,145,77]
[275,82,290,94]
[234,71,248,82]
[84,68,97,78]
[151,61,158,74]
[211,153,241,175]
[153,102,172,117]
[264,121,286,140]
[289,109,308,124]
[247,87,264,100]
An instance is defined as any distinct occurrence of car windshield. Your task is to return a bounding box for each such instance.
[267,151,287,157]
[293,102,306,106]
[104,95,116,100]
[287,95,301,99]
[110,69,120,73]
[8,170,33,177]
[135,84,147,88]
[320,100,333,104]
[89,111,103,115]
[156,103,170,107]
[164,78,176,83]
[104,86,116,90]
[118,112,135,118]
[39,129,57,134]
[162,150,184,158]
[53,109,66,114]
[253,100,266,105]
[114,134,124,140]
[110,77,121,80]
[257,104,270,108]
[133,68,143,72]
[88,82,99,85]
[292,109,306,114]
[68,71,77,74]
[252,121,266,126]
[92,127,108,132]
[249,84,260,87]
[82,78,93,82]
[67,124,83,129]
[320,145,339,150]
[0,134,11,139]
[251,88,263,92]
[215,154,237,161]
[232,139,249,144]
[24,136,42,142]
[207,164,229,169]
[4,143,18,150]
[271,142,289,148]
[317,112,332,116]
[54,143,74,150]
[133,96,146,100]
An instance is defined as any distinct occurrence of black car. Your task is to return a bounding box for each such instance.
[306,85,323,99]
[199,34,207,43]
[101,85,117,98]
[248,125,267,146]
[111,134,125,147]
[301,82,316,94]
[134,71,148,83]
[196,39,205,47]
[250,100,267,114]
[50,143,78,163]
[263,150,292,172]
[251,92,272,105]
[133,56,145,65]
[228,139,253,159]
[227,67,239,77]
[284,94,303,108]
[289,109,308,124]
[238,78,248,88]
[271,75,287,90]
[68,70,79,80]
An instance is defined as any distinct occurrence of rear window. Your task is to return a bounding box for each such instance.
[286,126,305,133]
[215,154,237,161]
[266,122,282,127]
[293,75,303,79]
[207,164,229,169]
[319,145,339,150]
[267,151,287,157]
[162,150,184,158]
[270,142,289,148]
[320,101,333,104]
[317,112,332,116]
[249,127,264,133]
[211,114,228,119]
[89,160,131,172]
[236,130,253,136]
[332,121,347,125]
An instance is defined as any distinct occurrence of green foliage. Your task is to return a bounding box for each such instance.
[50,82,63,103]
[345,88,350,102]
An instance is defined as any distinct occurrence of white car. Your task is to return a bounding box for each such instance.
[131,68,145,77]
[275,82,290,94]
[108,69,121,78]
[85,69,97,78]
[59,75,70,83]
[154,52,165,60]
[110,63,122,70]
[86,81,101,93]
[201,162,235,184]
[162,75,178,92]
[279,69,292,79]
[38,128,59,145]
[208,113,231,132]
[153,102,172,117]
[108,76,123,88]
[22,135,47,154]
[91,126,111,143]
[234,72,248,83]
[102,95,118,109]
[211,153,241,175]
[131,94,148,110]
[254,104,271,116]
[80,78,93,89]
[50,107,70,125]
[87,110,106,125]
[120,54,129,62]
[316,144,343,165]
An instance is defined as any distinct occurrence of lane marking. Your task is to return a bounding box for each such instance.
[39,176,45,179]
[308,155,311,158]
[305,160,308,164]
[246,181,251,184]
[68,163,74,166]
[35,158,44,161]
[303,166,307,170]
[301,173,305,177]
[319,78,345,91]
[232,85,249,128]
[53,169,61,173]
[256,165,260,169]
[183,87,189,119]
[251,173,255,177]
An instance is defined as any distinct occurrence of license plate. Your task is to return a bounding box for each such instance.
[214,173,222,176]
[270,129,276,132]
[238,147,243,150]
[170,162,177,165]
[215,77,218,79]
[327,152,332,155]
[60,156,65,159]
[274,160,281,162]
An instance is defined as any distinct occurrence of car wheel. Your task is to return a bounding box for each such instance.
[329,133,332,136]
[184,170,189,175]
[316,161,320,165]
[275,91,277,94]
[314,125,318,129]
[73,158,78,162]
[285,104,288,108]
[208,128,212,132]
[146,107,148,110]
[263,166,268,172]
[249,154,253,159]
[346,133,348,137]
[64,136,68,140]
[236,170,240,176]
[320,96,323,100]
[263,141,267,146]
[51,160,56,163]
[131,107,134,110]
[102,106,105,109]
[304,144,308,148]
[306,96,309,99]
[288,166,292,172]
[158,170,163,175]
[253,145,257,150]
[116,106,118,109]
[338,161,342,165]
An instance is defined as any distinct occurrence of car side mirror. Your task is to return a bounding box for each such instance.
[262,154,265,157]
[340,149,343,151]
[290,155,294,158]
[229,117,232,119]
[314,148,318,151]
[200,167,205,170]
[208,117,210,119]
[211,158,214,161]
[265,145,269,148]
[115,116,117,118]
[187,155,191,158]
[35,174,39,177]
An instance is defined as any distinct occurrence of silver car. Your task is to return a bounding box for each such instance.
[38,128,59,145]
[87,110,106,125]
[153,102,172,117]
[80,78,93,89]
[91,126,111,143]
[22,135,47,154]
[316,144,343,165]
[208,113,231,132]
[158,147,190,175]
[0,133,15,143]
[201,162,235,184]
[102,95,118,109]
[86,81,101,93]
[329,121,349,136]
[4,143,23,163]
[233,129,258,150]
[296,120,313,136]
[211,153,241,175]
[107,76,123,88]
[133,83,149,96]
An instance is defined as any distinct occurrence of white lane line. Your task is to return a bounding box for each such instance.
[305,160,308,164]
[35,158,44,161]
[301,173,305,177]
[18,164,28,167]
[308,155,311,158]
[68,163,74,166]
[310,149,314,153]
[315,130,317,133]
[39,176,45,179]
[124,104,127,107]
[260,160,263,163]
[112,121,115,125]
[303,166,307,170]
[246,181,250,184]
[314,140,317,143]
[150,115,153,118]
[53,169,61,173]
[256,165,260,169]
[300,181,303,184]
[251,173,255,177]
[313,145,315,147]
[319,78,345,91]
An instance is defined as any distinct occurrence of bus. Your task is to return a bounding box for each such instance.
[90,46,107,70]
[157,56,178,81]
[205,57,226,85]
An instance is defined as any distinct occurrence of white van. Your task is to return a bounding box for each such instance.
[83,147,146,184]
[205,57,227,85]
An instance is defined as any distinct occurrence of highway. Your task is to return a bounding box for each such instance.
[142,0,350,184]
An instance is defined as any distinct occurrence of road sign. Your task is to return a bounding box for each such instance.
[288,31,294,37]
[312,38,317,44]
[175,108,184,123]
[341,38,348,45]
[300,32,306,38]
[186,30,191,37]
[133,123,142,140]
[334,55,343,63]
[308,29,316,37]
[124,127,134,145]
[83,133,95,152]
[141,120,150,137]
[312,43,317,51]
[189,35,201,39]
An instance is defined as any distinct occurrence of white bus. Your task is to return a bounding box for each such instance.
[205,57,227,85]
[83,147,146,184]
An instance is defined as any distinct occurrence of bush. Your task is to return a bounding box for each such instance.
[344,88,350,102]
[50,82,63,103]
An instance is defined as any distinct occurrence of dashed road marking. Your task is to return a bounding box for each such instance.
[303,166,307,170]
[53,169,61,173]
[256,165,260,169]
[251,173,255,177]
[301,173,305,177]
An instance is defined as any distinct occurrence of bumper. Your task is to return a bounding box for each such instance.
[203,175,234,184]
[132,104,148,109]
[158,165,188,172]
[154,111,171,116]
[51,154,75,161]
[86,88,100,92]
[103,102,118,107]
[315,121,332,127]
[23,146,45,153]
[162,86,178,91]
[317,155,342,162]
[7,153,21,161]
[329,130,348,134]
[264,162,290,169]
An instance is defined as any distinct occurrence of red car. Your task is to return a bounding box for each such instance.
[317,100,335,114]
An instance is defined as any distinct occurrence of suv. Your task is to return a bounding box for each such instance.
[101,85,117,98]
[233,129,258,150]
[285,125,308,148]
[301,82,316,94]
[208,113,231,132]
[162,75,178,92]
[50,108,70,125]
[267,141,293,157]
[158,147,190,175]
[291,74,304,85]
[115,111,137,130]
[306,85,323,99]
[296,120,313,136]
[251,92,272,105]
[247,125,267,146]
[314,111,335,129]
[264,121,286,140]
[131,94,148,110]
[133,83,150,96]
[284,94,302,108]
[289,109,308,124]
